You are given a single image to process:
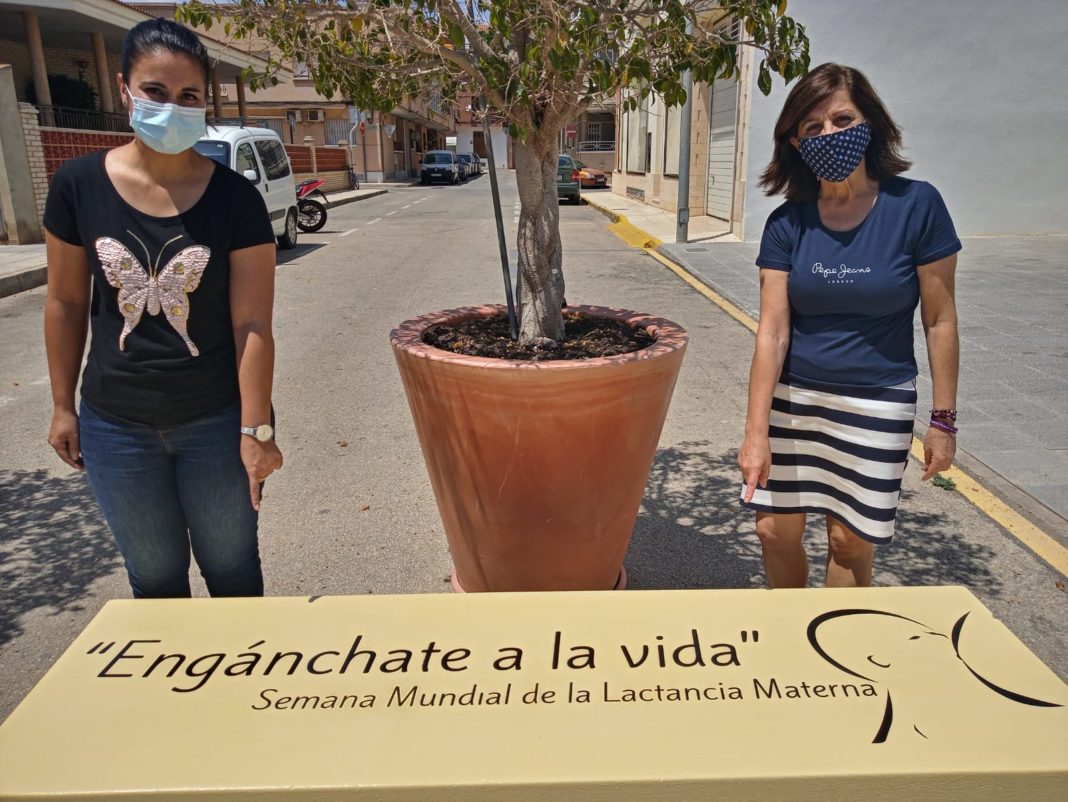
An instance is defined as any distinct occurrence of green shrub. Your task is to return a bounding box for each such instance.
[27,74,98,110]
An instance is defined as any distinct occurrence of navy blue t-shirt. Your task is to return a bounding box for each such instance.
[757,176,961,387]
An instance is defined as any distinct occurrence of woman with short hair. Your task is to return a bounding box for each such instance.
[738,63,961,588]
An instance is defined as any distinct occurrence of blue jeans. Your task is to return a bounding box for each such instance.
[79,401,263,598]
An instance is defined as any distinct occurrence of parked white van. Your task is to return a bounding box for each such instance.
[194,126,299,249]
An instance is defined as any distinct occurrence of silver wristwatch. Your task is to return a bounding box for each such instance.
[240,424,274,442]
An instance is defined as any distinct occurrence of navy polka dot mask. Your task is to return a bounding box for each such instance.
[797,121,871,182]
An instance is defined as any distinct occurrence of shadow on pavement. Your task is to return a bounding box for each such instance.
[629,443,763,589]
[879,489,1003,595]
[0,469,119,646]
[627,441,1003,594]
[277,243,327,265]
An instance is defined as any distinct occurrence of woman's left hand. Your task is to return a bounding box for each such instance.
[921,426,956,481]
[241,437,284,511]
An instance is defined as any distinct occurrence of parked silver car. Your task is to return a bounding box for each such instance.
[456,153,477,180]
[459,153,481,176]
[420,150,460,184]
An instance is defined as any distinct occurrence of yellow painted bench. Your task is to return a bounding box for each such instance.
[1,587,1065,800]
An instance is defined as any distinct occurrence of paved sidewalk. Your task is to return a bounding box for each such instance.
[0,245,47,299]
[327,187,390,203]
[580,188,733,243]
[585,191,1068,531]
[0,186,389,298]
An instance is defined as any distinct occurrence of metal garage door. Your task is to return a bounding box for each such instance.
[706,19,741,222]
[706,70,739,221]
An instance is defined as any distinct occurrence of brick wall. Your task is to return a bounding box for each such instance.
[284,144,313,173]
[316,147,348,171]
[41,128,134,181]
[285,144,351,176]
[19,103,48,226]
[294,171,351,193]
[5,42,33,104]
[19,121,353,222]
[20,102,138,224]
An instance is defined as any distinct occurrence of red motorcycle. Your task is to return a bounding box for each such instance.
[295,178,328,233]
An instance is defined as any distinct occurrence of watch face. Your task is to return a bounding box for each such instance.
[255,425,274,442]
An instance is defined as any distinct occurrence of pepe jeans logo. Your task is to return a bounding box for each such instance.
[812,261,871,285]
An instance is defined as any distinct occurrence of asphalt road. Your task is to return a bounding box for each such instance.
[1,171,1064,721]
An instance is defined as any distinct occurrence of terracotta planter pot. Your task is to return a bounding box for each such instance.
[390,305,687,592]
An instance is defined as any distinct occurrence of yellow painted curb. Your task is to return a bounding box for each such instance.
[646,249,758,334]
[584,198,663,251]
[602,207,1068,578]
[608,218,662,250]
[908,439,1068,576]
[591,201,753,334]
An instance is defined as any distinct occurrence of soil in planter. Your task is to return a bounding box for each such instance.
[424,312,656,361]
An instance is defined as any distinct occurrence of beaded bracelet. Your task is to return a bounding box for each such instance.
[929,418,958,435]
[930,408,957,421]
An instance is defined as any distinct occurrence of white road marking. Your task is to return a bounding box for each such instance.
[402,204,412,209]
[32,376,51,386]
[386,210,397,216]
[367,218,381,225]
[339,228,358,237]
[0,396,14,407]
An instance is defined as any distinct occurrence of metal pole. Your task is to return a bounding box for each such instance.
[676,17,695,243]
[481,95,518,339]
[360,112,369,183]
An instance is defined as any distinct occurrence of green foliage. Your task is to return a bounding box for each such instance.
[932,474,957,491]
[179,0,810,138]
[179,0,810,340]
[27,74,98,110]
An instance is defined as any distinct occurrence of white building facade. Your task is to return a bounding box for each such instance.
[615,0,1068,241]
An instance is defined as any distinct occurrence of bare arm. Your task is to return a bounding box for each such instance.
[44,232,91,469]
[230,242,283,510]
[739,269,791,502]
[918,253,959,480]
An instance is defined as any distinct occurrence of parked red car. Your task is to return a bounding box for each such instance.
[574,159,608,188]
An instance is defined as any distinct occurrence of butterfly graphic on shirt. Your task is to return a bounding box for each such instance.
[95,231,211,357]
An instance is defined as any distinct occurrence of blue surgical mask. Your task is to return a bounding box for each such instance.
[798,121,871,182]
[126,89,206,155]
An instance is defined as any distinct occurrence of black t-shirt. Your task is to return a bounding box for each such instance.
[44,150,275,426]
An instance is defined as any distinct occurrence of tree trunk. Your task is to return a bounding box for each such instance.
[513,136,565,343]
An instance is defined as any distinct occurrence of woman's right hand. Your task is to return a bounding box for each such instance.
[48,408,83,470]
[738,433,772,503]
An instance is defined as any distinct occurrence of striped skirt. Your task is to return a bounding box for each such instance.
[739,377,917,544]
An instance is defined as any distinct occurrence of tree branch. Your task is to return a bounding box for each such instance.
[395,18,529,128]
[439,0,505,65]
